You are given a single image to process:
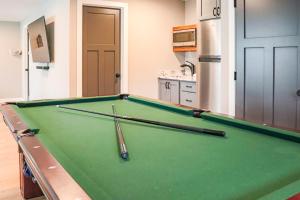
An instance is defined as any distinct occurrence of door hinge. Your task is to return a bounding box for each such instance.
[234,71,237,80]
[234,0,237,8]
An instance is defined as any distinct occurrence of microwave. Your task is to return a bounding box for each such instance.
[173,25,197,47]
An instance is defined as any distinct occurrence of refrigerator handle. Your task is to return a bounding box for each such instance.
[199,56,221,63]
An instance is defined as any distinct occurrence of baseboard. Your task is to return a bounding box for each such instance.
[0,98,24,103]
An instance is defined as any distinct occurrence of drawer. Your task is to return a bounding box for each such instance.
[180,91,197,107]
[180,81,196,93]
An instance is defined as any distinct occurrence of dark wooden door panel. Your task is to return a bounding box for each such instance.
[86,13,116,45]
[86,50,99,97]
[236,0,300,130]
[83,6,120,97]
[103,51,116,95]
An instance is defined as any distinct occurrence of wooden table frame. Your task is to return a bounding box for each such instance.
[1,104,91,200]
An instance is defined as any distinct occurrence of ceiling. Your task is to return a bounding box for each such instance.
[0,0,46,22]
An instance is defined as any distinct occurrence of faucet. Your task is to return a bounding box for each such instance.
[180,61,195,75]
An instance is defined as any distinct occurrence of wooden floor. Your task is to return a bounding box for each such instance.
[0,117,22,200]
[0,117,46,200]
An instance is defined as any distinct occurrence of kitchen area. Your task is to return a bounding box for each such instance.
[158,0,233,114]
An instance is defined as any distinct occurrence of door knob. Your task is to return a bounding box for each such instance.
[115,73,121,78]
[297,89,300,97]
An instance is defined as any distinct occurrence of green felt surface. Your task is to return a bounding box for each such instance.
[12,97,300,200]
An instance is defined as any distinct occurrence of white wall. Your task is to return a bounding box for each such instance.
[20,0,70,100]
[16,0,235,113]
[0,22,22,100]
[121,0,185,98]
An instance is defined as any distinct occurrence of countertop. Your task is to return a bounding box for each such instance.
[158,76,196,83]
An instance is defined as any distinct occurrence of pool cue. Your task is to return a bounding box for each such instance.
[112,105,129,160]
[57,105,225,137]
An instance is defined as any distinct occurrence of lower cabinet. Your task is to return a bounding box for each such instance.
[158,79,179,104]
[180,91,197,107]
[180,81,197,108]
[159,79,197,107]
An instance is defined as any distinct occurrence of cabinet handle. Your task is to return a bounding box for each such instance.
[217,6,221,16]
[165,82,168,89]
[297,89,300,97]
[185,99,192,103]
[186,85,192,88]
[213,7,217,17]
[166,82,170,89]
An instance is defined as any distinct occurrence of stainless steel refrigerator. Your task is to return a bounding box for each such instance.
[197,19,222,112]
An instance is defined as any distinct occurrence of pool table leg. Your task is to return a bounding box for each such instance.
[19,148,43,199]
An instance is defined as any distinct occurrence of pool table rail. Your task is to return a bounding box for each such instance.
[1,104,29,135]
[0,104,91,200]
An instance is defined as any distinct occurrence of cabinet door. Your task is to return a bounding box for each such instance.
[159,80,170,102]
[169,81,179,104]
[200,0,218,21]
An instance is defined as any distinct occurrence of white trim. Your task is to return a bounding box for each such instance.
[76,0,129,97]
[21,26,29,101]
[220,0,235,115]
[0,98,24,103]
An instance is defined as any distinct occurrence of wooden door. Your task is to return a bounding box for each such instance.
[83,6,120,97]
[236,0,300,130]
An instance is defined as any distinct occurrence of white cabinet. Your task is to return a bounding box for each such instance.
[180,91,197,107]
[180,81,197,108]
[158,78,179,104]
[180,81,197,93]
[159,80,171,102]
[159,78,197,108]
[198,0,221,21]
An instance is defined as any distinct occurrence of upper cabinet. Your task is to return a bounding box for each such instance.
[198,0,221,21]
[172,24,197,52]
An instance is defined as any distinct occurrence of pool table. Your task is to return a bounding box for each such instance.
[1,94,300,200]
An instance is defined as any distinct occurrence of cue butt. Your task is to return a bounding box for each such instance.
[112,105,129,160]
[58,105,226,137]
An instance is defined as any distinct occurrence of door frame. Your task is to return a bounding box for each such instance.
[76,0,128,97]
